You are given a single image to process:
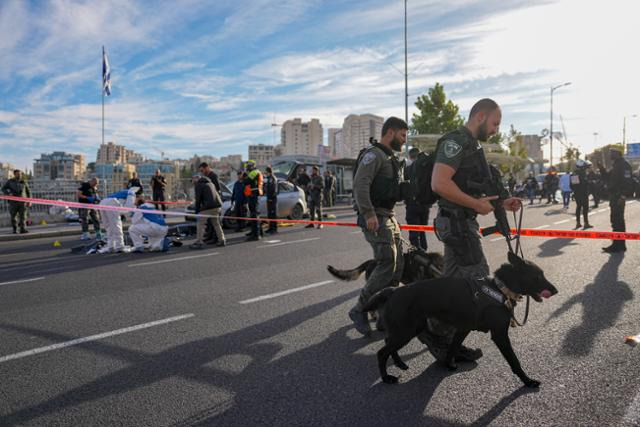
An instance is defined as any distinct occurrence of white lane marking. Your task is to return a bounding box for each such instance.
[128,253,219,267]
[554,219,570,224]
[257,237,320,248]
[597,209,609,213]
[350,230,361,234]
[534,225,549,229]
[263,240,281,243]
[629,200,637,204]
[490,237,503,242]
[0,277,46,287]
[239,280,335,304]
[0,314,195,364]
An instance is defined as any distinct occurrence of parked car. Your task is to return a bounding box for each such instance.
[184,180,308,228]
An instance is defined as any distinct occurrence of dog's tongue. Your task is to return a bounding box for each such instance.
[540,290,552,299]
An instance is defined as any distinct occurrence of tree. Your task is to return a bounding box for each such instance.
[410,83,464,135]
[506,125,529,174]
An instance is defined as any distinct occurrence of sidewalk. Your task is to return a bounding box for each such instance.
[0,203,355,242]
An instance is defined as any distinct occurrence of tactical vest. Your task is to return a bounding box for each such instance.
[444,132,487,197]
[367,143,402,209]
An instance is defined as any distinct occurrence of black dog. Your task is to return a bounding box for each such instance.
[327,248,444,286]
[362,252,558,388]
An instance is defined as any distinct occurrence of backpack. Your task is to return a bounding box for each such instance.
[406,151,439,206]
[622,167,635,198]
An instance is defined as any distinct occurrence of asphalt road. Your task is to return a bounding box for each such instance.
[1,200,640,426]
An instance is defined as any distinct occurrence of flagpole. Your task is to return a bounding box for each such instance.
[102,46,105,146]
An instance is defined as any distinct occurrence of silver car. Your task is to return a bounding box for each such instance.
[185,180,308,229]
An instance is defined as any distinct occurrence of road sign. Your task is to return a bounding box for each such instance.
[627,142,640,157]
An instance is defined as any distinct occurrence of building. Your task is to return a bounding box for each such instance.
[328,128,340,157]
[280,118,323,156]
[0,162,15,180]
[248,144,275,167]
[522,135,544,162]
[126,149,145,165]
[340,114,384,158]
[94,163,137,196]
[33,152,86,181]
[97,142,127,164]
[220,154,243,166]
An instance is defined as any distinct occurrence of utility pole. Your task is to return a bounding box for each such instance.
[549,82,571,167]
[404,0,409,155]
[623,114,638,154]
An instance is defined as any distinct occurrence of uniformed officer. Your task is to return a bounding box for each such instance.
[569,160,592,230]
[404,147,429,250]
[1,169,31,234]
[306,166,325,229]
[348,116,407,336]
[602,149,632,253]
[244,160,264,241]
[420,98,522,361]
[264,166,278,234]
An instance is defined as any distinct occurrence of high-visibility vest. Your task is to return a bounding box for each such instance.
[244,170,263,197]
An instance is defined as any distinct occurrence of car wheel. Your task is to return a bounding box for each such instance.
[222,208,237,229]
[289,203,304,220]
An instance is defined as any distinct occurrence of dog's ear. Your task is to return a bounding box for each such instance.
[508,251,525,267]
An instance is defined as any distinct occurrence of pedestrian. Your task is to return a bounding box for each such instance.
[264,166,279,234]
[602,149,633,253]
[243,160,264,241]
[77,177,103,241]
[306,166,324,229]
[150,169,167,212]
[98,187,139,253]
[295,166,311,201]
[189,174,225,249]
[588,169,602,208]
[330,171,337,205]
[127,172,141,189]
[231,171,247,232]
[420,98,522,362]
[323,170,336,207]
[570,160,592,230]
[559,170,572,211]
[1,169,31,234]
[524,172,538,205]
[404,147,430,250]
[544,168,559,204]
[348,117,407,336]
[129,196,170,252]
[199,162,222,243]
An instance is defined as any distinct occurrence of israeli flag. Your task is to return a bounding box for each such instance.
[102,47,111,96]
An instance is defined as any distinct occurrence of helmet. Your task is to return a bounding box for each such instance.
[575,159,592,169]
[245,160,256,170]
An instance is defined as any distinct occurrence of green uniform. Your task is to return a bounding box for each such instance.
[352,143,404,311]
[2,177,31,232]
[420,126,491,360]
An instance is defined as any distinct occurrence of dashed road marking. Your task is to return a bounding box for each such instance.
[534,225,550,229]
[597,209,609,213]
[0,314,195,364]
[128,253,219,267]
[239,280,335,304]
[0,277,46,287]
[554,219,570,224]
[257,237,320,248]
[490,237,503,242]
[263,240,281,243]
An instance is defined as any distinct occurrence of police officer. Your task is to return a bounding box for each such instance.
[150,169,167,212]
[1,169,31,234]
[127,172,142,189]
[77,177,103,241]
[602,149,632,253]
[306,166,324,229]
[404,147,429,250]
[348,117,407,336]
[199,162,222,243]
[244,160,264,241]
[569,160,592,230]
[264,166,278,234]
[420,98,522,361]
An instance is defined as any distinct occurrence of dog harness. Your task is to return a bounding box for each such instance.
[466,277,522,331]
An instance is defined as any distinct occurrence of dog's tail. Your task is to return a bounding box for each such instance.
[362,287,396,312]
[327,260,374,282]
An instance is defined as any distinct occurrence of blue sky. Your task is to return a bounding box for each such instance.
[1,0,639,171]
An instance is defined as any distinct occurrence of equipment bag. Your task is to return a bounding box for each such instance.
[408,151,439,206]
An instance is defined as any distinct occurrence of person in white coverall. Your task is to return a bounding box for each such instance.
[98,187,138,253]
[129,199,169,252]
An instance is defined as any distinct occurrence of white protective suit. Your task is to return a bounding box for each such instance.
[129,202,169,251]
[99,188,137,252]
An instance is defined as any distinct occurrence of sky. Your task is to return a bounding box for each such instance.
[1,0,639,171]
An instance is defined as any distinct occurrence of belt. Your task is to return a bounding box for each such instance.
[439,207,477,220]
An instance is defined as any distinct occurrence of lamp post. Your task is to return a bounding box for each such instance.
[403,0,409,155]
[623,114,638,154]
[549,82,571,166]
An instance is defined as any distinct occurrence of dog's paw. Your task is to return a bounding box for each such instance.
[394,360,409,371]
[382,375,399,384]
[523,378,541,388]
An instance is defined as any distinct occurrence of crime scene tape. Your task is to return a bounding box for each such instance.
[143,200,191,205]
[1,195,638,241]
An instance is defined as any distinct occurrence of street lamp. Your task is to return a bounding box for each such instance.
[623,114,638,154]
[550,82,571,166]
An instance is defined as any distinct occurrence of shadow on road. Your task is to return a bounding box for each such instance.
[537,238,578,258]
[546,254,633,357]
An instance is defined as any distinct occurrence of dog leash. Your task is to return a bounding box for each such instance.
[495,276,529,327]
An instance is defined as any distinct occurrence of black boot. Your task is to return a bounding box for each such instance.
[12,226,17,234]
